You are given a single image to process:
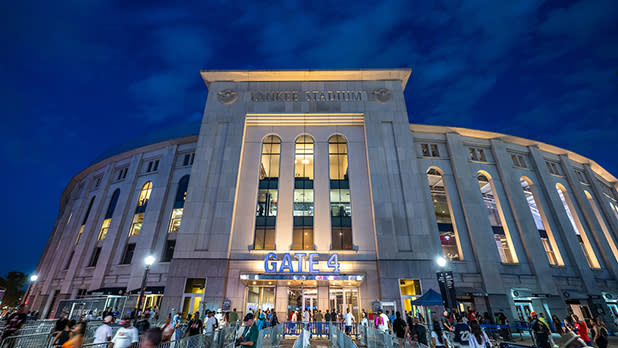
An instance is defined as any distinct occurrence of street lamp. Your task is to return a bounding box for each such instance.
[436,256,447,268]
[23,274,39,305]
[136,255,155,314]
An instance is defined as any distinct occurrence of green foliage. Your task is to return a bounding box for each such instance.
[0,271,27,308]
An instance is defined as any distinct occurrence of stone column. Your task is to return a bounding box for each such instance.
[276,284,289,320]
[445,133,505,295]
[318,282,329,313]
[490,139,558,295]
[559,155,618,279]
[527,147,599,294]
[584,164,618,240]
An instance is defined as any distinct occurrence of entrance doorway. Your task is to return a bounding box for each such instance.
[569,303,593,320]
[514,301,534,322]
[288,288,317,315]
[329,288,359,319]
[181,278,205,319]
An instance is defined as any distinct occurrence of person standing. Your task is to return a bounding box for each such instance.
[375,309,387,333]
[161,315,175,343]
[110,319,139,348]
[453,315,471,346]
[230,308,239,326]
[204,310,218,348]
[51,319,75,347]
[62,321,86,348]
[572,315,591,346]
[173,313,183,341]
[592,317,608,348]
[135,314,151,335]
[51,312,69,335]
[530,312,551,348]
[185,312,203,337]
[93,316,113,344]
[392,311,407,341]
[325,310,331,322]
[344,308,355,336]
[237,313,259,347]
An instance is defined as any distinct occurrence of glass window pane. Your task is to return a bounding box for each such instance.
[428,169,460,261]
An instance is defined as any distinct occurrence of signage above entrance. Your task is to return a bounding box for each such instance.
[264,253,340,273]
[250,90,363,103]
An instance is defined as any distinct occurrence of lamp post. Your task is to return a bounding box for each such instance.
[136,256,155,314]
[23,274,39,306]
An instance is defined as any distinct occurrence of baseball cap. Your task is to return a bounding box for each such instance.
[530,312,537,317]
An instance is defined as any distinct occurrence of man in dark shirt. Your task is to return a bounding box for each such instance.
[185,312,203,337]
[409,317,428,346]
[136,313,151,334]
[453,316,471,346]
[393,311,407,339]
[530,312,551,348]
[51,312,68,334]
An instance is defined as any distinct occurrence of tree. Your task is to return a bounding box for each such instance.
[0,271,27,308]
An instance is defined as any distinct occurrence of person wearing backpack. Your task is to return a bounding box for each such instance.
[592,317,608,348]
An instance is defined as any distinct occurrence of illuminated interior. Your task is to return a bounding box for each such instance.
[399,279,422,315]
[293,135,314,250]
[477,173,518,263]
[98,189,120,241]
[255,136,280,250]
[329,135,353,250]
[427,168,461,260]
[585,190,618,263]
[520,178,563,265]
[556,184,600,268]
[168,176,190,233]
[129,182,152,237]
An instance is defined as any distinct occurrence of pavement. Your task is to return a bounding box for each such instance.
[500,332,618,347]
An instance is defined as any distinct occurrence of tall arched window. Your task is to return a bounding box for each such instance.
[427,168,460,260]
[584,190,618,263]
[168,176,190,233]
[129,182,152,237]
[520,178,563,265]
[555,184,600,268]
[477,173,518,263]
[254,136,280,249]
[98,189,120,241]
[329,135,352,250]
[293,135,314,250]
[75,196,96,245]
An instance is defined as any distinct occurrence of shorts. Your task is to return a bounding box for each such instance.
[345,325,352,334]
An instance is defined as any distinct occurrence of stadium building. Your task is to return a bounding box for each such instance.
[29,69,618,326]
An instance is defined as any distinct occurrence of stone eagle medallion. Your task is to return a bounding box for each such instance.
[372,88,393,103]
[217,89,239,104]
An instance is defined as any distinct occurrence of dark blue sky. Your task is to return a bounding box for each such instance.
[1,0,617,276]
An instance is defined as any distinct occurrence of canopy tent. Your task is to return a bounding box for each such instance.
[411,288,443,306]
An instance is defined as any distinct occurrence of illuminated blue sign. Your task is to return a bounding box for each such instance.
[264,253,340,273]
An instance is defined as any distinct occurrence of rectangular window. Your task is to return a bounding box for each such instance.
[88,247,102,267]
[153,160,159,171]
[518,156,526,168]
[470,148,478,161]
[511,154,519,166]
[477,149,486,161]
[184,278,205,294]
[421,144,430,157]
[551,163,559,175]
[122,168,128,179]
[168,208,184,233]
[546,161,560,175]
[292,226,313,250]
[128,213,144,236]
[161,239,176,262]
[121,243,136,264]
[183,154,191,166]
[98,218,111,240]
[147,161,153,172]
[95,177,101,188]
[430,144,439,157]
[576,171,587,183]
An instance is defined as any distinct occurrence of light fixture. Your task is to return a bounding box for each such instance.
[144,255,156,266]
[436,256,447,267]
[30,275,39,282]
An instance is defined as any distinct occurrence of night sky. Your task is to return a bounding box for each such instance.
[1,0,617,277]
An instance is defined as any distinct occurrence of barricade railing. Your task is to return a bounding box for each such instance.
[282,321,360,339]
[291,328,309,348]
[81,343,110,348]
[0,332,54,348]
[330,323,358,348]
[257,323,282,348]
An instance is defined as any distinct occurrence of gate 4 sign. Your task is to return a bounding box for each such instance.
[264,253,340,273]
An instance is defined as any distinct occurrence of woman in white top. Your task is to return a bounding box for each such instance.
[468,321,490,348]
[431,321,447,347]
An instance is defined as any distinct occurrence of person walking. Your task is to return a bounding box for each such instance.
[110,319,139,348]
[230,308,239,326]
[51,319,75,347]
[572,315,591,346]
[62,321,86,348]
[93,315,113,344]
[392,311,407,342]
[344,308,355,336]
[592,317,608,348]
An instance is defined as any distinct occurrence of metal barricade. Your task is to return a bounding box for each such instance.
[330,323,358,348]
[291,328,309,348]
[0,332,53,348]
[81,343,110,348]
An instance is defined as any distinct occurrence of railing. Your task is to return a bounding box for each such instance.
[357,323,429,348]
[0,332,54,348]
[282,321,360,339]
[257,323,283,348]
[330,323,358,348]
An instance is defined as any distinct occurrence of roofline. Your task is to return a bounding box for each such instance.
[200,69,412,90]
[410,123,618,185]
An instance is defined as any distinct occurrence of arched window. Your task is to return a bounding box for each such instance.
[293,135,314,250]
[75,196,96,245]
[129,182,152,237]
[427,168,460,260]
[329,135,352,250]
[168,176,190,233]
[98,189,120,241]
[254,136,280,250]
[584,190,618,263]
[520,178,563,265]
[555,184,600,268]
[477,173,518,263]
